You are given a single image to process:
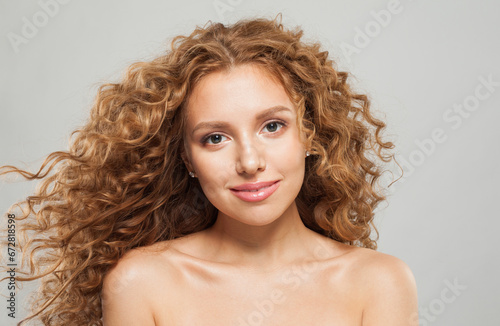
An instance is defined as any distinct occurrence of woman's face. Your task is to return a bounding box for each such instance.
[182,64,307,226]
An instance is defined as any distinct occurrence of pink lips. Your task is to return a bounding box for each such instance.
[230,180,280,202]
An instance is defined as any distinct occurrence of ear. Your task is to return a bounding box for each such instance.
[180,147,194,173]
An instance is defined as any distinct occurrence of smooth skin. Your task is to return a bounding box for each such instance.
[102,64,418,325]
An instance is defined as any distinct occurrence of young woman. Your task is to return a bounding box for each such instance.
[2,16,417,325]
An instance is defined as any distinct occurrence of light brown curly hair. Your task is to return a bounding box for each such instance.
[1,14,394,325]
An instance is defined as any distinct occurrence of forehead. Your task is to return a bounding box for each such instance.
[184,64,296,126]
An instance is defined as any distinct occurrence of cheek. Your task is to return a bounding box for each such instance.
[192,152,234,213]
[192,151,231,192]
[276,133,305,162]
[266,137,306,182]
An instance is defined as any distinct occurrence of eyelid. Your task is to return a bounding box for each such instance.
[261,119,287,133]
[201,133,229,145]
[200,119,288,145]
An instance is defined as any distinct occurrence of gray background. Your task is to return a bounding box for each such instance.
[1,0,499,325]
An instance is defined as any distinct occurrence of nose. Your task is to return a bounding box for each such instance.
[235,139,266,175]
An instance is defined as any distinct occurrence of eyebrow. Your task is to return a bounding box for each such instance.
[191,105,293,136]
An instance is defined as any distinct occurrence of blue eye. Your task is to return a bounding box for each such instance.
[203,134,227,144]
[263,121,284,133]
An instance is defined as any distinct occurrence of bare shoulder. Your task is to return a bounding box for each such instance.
[344,247,418,325]
[104,243,167,283]
[348,247,416,284]
[101,241,179,325]
[317,240,415,288]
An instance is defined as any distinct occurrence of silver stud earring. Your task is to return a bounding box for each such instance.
[305,151,310,157]
[189,171,195,178]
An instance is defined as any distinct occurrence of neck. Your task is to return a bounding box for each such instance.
[202,201,317,269]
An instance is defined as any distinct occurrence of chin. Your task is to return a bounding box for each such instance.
[239,216,281,227]
[227,202,295,227]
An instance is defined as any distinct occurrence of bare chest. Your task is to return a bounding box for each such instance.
[152,262,363,326]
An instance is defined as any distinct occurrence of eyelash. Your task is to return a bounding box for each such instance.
[201,120,287,145]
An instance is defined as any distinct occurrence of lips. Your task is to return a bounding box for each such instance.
[230,180,280,202]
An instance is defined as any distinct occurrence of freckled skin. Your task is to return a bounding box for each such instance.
[102,64,418,326]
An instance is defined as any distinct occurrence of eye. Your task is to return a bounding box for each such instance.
[262,121,285,133]
[203,134,227,145]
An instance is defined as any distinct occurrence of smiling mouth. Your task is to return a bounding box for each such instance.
[229,180,281,202]
[233,183,275,192]
[230,180,279,191]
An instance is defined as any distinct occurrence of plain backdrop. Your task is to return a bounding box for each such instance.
[1,0,499,325]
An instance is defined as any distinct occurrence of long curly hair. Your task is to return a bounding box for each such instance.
[1,15,394,325]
